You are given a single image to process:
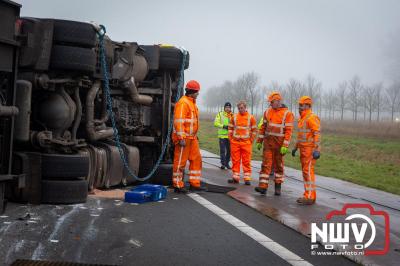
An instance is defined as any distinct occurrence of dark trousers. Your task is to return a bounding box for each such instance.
[219,138,231,166]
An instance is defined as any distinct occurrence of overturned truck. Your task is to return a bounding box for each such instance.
[0,0,189,210]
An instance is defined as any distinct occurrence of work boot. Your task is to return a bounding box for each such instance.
[244,180,251,186]
[220,165,226,170]
[274,183,281,196]
[227,178,239,184]
[174,187,188,194]
[296,197,315,205]
[254,186,267,195]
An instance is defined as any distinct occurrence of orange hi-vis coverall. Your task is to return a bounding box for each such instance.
[257,106,294,189]
[296,109,320,200]
[172,95,202,188]
[228,112,257,182]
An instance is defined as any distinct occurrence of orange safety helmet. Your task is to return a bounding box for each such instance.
[268,91,282,102]
[298,96,312,105]
[185,80,201,91]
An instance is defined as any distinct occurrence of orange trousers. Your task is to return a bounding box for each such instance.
[172,138,202,188]
[230,140,252,182]
[258,145,284,189]
[299,146,316,200]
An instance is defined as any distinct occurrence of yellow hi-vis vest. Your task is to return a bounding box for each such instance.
[214,111,231,139]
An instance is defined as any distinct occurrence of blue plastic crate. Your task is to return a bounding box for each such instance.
[124,184,167,203]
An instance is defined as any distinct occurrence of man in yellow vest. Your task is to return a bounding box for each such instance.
[214,102,233,169]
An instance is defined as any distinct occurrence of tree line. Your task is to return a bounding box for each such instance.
[202,72,400,122]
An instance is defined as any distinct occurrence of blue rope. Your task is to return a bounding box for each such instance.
[97,25,187,182]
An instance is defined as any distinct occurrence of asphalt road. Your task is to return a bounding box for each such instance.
[0,189,356,266]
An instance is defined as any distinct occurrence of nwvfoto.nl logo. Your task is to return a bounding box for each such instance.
[310,203,390,256]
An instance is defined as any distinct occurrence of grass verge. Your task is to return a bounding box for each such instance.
[198,119,400,195]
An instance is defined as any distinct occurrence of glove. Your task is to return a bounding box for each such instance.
[280,146,288,155]
[312,150,320,159]
[291,148,297,157]
[223,125,228,130]
[179,140,186,147]
[256,143,262,151]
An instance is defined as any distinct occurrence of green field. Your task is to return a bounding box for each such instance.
[198,119,400,195]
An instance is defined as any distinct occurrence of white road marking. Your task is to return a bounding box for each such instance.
[188,193,313,266]
[128,239,143,248]
[120,218,134,223]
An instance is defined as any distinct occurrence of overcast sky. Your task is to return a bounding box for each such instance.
[15,0,400,98]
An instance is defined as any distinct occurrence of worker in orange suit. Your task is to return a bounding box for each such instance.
[172,80,204,193]
[255,92,294,195]
[292,96,321,205]
[228,101,257,185]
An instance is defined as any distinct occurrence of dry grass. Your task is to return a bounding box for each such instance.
[200,112,400,140]
[198,119,400,195]
[321,120,400,140]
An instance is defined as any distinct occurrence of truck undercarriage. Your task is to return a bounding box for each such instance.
[0,0,190,210]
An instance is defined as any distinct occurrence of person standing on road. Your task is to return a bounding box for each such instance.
[255,92,294,195]
[228,101,257,185]
[172,80,203,193]
[292,96,320,205]
[214,102,234,169]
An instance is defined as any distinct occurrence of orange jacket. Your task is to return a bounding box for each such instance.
[172,95,199,141]
[296,109,320,150]
[257,106,294,148]
[228,111,257,144]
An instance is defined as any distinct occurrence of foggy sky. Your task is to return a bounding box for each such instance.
[14,0,400,103]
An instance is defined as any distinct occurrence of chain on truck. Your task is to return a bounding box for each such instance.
[0,0,190,213]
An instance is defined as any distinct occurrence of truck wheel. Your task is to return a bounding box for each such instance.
[41,153,89,179]
[50,45,96,74]
[159,47,189,70]
[0,183,6,214]
[53,19,97,48]
[41,180,88,204]
[151,163,173,186]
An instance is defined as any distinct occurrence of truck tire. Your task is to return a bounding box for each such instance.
[159,47,189,70]
[50,45,96,74]
[53,19,97,48]
[0,183,6,214]
[41,153,89,179]
[41,180,88,204]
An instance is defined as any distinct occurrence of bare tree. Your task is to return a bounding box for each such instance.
[234,72,259,114]
[323,89,336,120]
[258,85,269,117]
[363,85,377,122]
[348,76,362,121]
[386,82,400,121]
[303,74,322,116]
[231,80,248,107]
[375,83,383,121]
[285,78,301,111]
[203,86,217,112]
[336,82,347,120]
[270,81,282,91]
